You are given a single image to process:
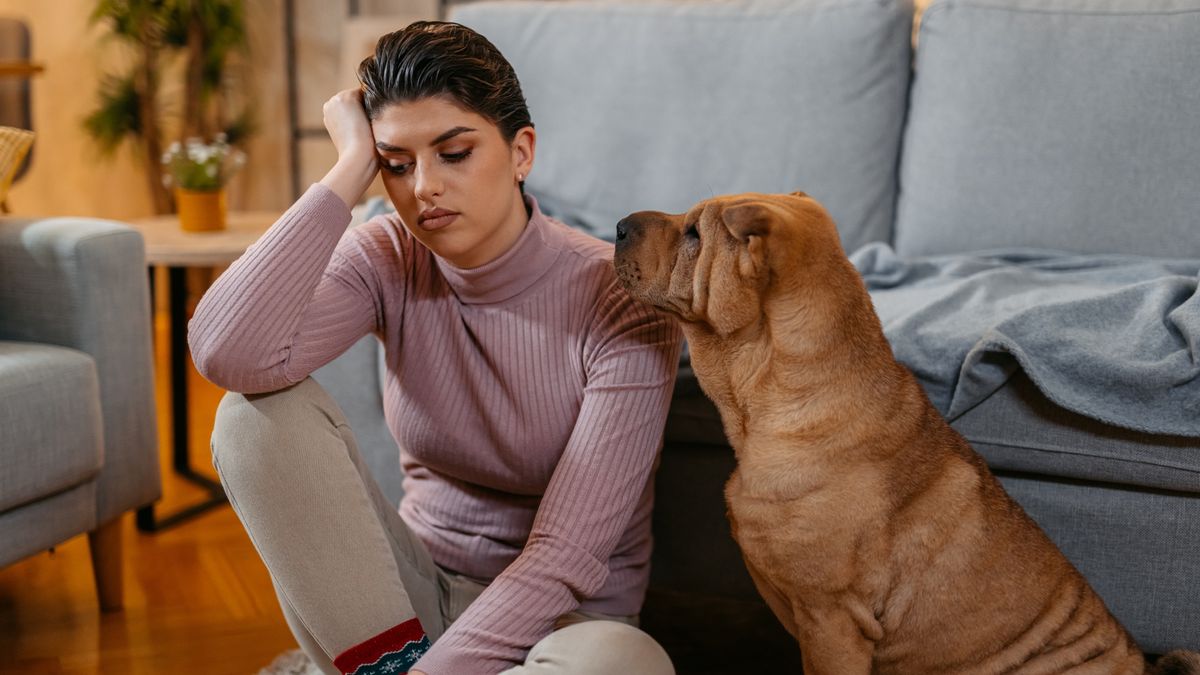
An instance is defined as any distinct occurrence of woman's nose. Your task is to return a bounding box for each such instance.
[413,165,444,202]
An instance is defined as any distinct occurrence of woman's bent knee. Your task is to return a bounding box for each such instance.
[504,620,675,675]
[211,377,347,477]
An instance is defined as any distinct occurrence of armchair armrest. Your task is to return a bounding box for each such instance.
[0,217,161,524]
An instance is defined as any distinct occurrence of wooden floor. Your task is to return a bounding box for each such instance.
[0,310,299,675]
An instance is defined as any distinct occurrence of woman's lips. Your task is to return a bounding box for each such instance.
[418,208,459,232]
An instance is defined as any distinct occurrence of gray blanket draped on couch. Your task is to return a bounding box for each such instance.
[853,243,1200,437]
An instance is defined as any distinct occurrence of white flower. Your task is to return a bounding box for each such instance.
[163,135,244,190]
[193,146,214,163]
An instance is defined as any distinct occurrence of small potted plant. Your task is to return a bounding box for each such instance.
[162,134,246,232]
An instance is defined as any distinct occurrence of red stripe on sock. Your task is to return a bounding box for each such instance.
[333,617,427,674]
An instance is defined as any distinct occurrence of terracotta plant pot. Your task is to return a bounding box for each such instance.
[175,187,227,232]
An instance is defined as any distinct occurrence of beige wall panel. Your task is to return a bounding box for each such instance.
[298,136,339,193]
[359,0,438,16]
[294,0,345,131]
[236,0,291,213]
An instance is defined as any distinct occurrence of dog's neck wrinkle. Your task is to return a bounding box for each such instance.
[688,264,915,465]
[685,326,764,449]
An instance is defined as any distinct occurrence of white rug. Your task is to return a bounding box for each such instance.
[257,649,323,675]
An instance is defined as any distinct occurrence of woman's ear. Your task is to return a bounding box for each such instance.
[512,126,536,181]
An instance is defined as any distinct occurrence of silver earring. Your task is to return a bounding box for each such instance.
[517,173,524,182]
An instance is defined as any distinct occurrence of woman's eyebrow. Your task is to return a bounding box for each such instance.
[375,126,477,153]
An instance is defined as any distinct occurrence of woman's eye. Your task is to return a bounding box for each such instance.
[685,223,700,240]
[441,149,472,163]
[383,162,410,175]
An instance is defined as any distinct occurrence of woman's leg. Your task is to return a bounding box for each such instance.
[440,557,675,675]
[211,377,446,673]
[498,619,675,675]
[273,577,339,675]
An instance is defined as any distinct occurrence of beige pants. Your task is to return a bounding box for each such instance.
[211,377,674,675]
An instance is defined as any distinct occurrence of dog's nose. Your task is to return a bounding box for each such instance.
[616,213,658,252]
[615,216,639,249]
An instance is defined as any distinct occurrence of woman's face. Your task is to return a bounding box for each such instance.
[371,95,535,269]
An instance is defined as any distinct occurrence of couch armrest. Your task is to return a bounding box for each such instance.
[0,217,161,524]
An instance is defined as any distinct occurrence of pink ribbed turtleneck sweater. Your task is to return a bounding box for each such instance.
[188,184,682,673]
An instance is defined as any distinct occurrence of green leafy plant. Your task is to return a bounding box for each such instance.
[83,0,254,213]
[161,133,245,192]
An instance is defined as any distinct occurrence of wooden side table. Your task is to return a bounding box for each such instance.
[126,211,280,531]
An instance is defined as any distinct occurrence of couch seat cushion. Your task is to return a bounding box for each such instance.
[664,365,727,448]
[664,367,1200,495]
[953,371,1200,494]
[0,342,103,513]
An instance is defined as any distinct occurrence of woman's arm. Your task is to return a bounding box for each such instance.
[412,283,684,673]
[188,90,387,393]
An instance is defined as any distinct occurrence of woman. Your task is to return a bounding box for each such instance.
[189,20,682,675]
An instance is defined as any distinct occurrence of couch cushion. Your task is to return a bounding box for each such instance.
[0,481,96,568]
[664,366,727,447]
[954,371,1200,494]
[451,0,913,252]
[665,366,1200,495]
[0,342,103,513]
[895,0,1200,257]
[996,474,1200,654]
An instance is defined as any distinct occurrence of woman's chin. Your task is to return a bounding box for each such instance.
[424,233,483,268]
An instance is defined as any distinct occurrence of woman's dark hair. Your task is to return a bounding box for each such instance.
[358,21,533,143]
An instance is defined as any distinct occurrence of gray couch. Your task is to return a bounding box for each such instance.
[313,0,1200,657]
[0,216,160,610]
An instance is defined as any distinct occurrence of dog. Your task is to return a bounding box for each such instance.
[613,192,1199,674]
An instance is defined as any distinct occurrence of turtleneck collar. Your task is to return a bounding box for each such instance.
[434,194,565,305]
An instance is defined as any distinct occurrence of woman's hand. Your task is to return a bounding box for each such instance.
[319,87,380,209]
[324,88,376,161]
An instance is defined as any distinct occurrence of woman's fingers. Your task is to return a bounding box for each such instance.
[323,88,375,162]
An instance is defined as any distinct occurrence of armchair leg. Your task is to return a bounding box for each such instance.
[88,516,125,613]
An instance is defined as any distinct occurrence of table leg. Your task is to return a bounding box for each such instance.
[136,265,228,533]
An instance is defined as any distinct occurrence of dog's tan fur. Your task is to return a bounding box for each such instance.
[614,192,1199,674]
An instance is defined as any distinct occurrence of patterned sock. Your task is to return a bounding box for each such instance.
[332,617,431,675]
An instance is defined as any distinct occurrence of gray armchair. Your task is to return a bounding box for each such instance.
[0,216,160,611]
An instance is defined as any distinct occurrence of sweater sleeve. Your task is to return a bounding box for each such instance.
[188,183,391,394]
[413,282,684,674]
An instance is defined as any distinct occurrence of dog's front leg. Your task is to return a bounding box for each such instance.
[743,560,799,639]
[795,602,880,675]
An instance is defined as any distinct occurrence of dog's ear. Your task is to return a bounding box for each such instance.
[722,202,771,243]
[721,202,770,280]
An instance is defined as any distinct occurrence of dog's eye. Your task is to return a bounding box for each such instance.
[684,224,700,240]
